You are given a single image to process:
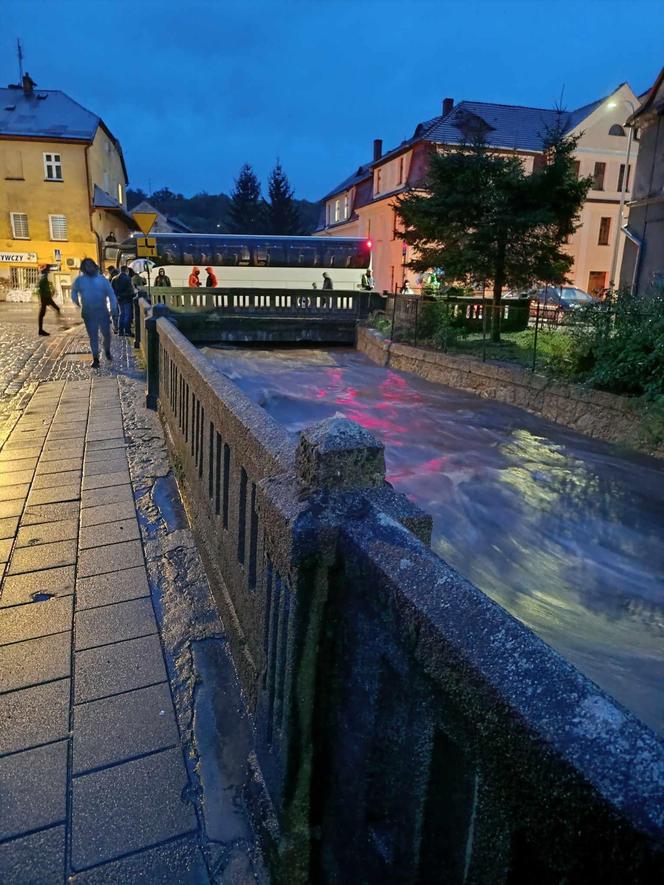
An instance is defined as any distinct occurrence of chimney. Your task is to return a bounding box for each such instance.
[373,138,383,161]
[442,97,454,116]
[22,73,36,96]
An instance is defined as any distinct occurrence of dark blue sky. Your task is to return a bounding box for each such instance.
[3,0,662,201]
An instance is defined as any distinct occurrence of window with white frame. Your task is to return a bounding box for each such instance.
[334,199,341,223]
[49,214,68,241]
[43,153,63,180]
[10,266,39,289]
[343,194,349,219]
[10,212,29,238]
[117,183,124,204]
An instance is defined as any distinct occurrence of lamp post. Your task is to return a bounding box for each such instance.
[607,97,637,295]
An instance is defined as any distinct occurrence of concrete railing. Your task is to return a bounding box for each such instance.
[151,286,373,317]
[143,305,664,882]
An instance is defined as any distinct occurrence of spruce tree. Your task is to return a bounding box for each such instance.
[266,161,302,235]
[396,122,591,341]
[228,163,264,233]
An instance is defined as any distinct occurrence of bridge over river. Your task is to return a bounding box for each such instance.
[138,301,664,881]
[203,345,664,737]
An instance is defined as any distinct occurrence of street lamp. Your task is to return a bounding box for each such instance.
[607,97,637,295]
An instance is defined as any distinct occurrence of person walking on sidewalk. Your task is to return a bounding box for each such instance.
[37,265,61,336]
[71,258,118,369]
[112,264,134,336]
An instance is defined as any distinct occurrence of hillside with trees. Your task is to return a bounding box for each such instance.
[127,162,320,235]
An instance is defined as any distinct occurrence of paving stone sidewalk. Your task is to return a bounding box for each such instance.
[0,377,211,881]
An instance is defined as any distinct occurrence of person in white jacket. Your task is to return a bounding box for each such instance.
[71,258,118,368]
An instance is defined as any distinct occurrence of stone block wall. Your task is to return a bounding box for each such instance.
[143,309,664,882]
[357,326,664,457]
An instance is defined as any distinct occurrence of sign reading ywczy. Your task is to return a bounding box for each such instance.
[0,252,38,263]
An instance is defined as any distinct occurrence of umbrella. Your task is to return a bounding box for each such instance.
[128,258,155,273]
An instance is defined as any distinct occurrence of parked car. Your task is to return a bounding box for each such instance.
[504,286,599,325]
[534,286,596,309]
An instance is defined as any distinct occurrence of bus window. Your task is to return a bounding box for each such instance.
[254,242,268,266]
[160,241,181,265]
[267,243,287,266]
[192,241,210,264]
[239,244,251,266]
[350,244,370,268]
[288,244,319,267]
[322,244,350,268]
[182,251,194,266]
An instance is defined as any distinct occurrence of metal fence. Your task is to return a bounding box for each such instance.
[377,294,648,373]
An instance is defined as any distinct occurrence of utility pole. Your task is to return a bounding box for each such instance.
[17,39,24,80]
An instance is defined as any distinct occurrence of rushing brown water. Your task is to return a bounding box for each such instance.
[205,346,664,736]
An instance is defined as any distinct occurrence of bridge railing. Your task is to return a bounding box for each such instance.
[142,304,664,882]
[150,286,372,317]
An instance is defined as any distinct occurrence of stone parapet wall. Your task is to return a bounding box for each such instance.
[357,325,664,457]
[141,306,664,882]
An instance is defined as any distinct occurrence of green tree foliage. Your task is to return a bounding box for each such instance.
[266,162,302,234]
[228,164,264,233]
[396,120,591,340]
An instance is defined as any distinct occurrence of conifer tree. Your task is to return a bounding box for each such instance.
[266,161,302,235]
[396,119,591,340]
[228,163,264,233]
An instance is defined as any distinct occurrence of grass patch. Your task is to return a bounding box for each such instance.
[447,328,573,371]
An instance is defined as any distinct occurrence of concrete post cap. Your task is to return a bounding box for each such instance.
[296,417,386,490]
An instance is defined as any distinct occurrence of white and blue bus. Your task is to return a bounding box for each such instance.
[108,233,372,290]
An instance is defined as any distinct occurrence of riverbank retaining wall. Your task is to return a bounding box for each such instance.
[357,326,664,457]
[143,307,664,883]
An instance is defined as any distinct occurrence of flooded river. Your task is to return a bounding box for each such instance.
[204,346,664,736]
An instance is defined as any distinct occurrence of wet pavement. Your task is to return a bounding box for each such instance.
[204,345,664,738]
[0,312,264,883]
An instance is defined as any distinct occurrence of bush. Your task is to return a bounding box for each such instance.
[556,288,664,398]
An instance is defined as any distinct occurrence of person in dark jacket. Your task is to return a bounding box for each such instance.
[155,268,171,287]
[37,265,61,335]
[112,265,134,336]
[205,266,218,287]
[322,272,333,290]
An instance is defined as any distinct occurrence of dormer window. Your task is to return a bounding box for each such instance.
[608,124,626,136]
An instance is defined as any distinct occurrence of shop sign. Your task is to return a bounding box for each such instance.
[0,251,38,263]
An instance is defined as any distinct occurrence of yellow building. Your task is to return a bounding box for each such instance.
[318,84,640,296]
[0,73,135,303]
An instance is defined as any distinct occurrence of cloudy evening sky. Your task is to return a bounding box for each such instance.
[2,0,662,201]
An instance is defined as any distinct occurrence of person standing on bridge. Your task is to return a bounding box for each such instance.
[155,267,171,286]
[71,258,117,369]
[112,265,134,336]
[322,272,333,290]
[189,267,201,288]
[205,267,218,287]
[361,269,374,290]
[37,265,61,336]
